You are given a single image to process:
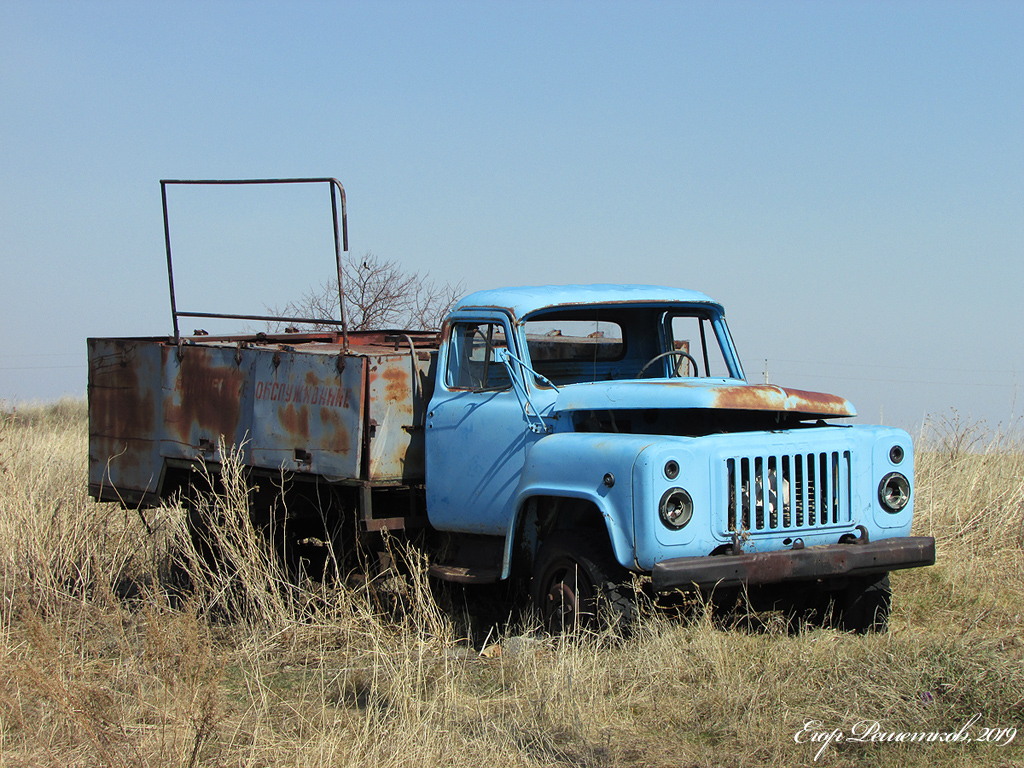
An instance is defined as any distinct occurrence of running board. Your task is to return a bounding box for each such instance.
[428,564,503,584]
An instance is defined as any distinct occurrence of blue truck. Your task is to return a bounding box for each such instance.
[88,179,935,631]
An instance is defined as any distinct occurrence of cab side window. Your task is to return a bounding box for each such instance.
[446,322,512,391]
[667,314,732,378]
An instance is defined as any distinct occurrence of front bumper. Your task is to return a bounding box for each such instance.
[651,536,935,592]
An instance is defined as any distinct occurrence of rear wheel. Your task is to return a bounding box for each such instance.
[531,531,636,633]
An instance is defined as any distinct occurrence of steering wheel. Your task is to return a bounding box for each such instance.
[636,350,702,379]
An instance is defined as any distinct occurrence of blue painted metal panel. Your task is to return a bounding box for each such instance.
[509,432,654,573]
[427,388,538,534]
[630,425,915,571]
[871,430,914,530]
[455,284,723,321]
[427,310,544,534]
[506,422,915,577]
[251,349,364,480]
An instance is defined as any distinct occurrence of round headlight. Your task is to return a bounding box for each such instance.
[659,487,693,529]
[879,472,911,512]
[889,445,905,464]
[664,460,679,480]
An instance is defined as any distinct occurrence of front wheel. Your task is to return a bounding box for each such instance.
[834,573,891,633]
[531,531,636,633]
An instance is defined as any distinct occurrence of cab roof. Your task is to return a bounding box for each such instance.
[453,284,723,321]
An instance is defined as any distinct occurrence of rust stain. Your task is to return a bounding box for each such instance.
[162,346,245,444]
[709,384,855,417]
[279,403,311,441]
[88,340,157,483]
[382,363,411,405]
[319,406,352,453]
[778,386,855,416]
[90,342,154,441]
[304,370,320,388]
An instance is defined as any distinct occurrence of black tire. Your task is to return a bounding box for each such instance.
[184,495,226,578]
[531,531,636,633]
[835,573,891,633]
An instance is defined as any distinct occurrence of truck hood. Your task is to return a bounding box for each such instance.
[552,379,856,418]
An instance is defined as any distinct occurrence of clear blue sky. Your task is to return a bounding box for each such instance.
[2,1,1022,433]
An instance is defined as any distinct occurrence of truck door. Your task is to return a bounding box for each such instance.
[425,312,537,535]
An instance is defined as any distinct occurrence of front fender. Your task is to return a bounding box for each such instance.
[501,432,655,577]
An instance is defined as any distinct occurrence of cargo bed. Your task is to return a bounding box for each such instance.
[88,330,439,507]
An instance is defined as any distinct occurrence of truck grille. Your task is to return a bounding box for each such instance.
[726,451,851,533]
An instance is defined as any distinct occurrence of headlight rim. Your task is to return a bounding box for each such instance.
[878,471,911,513]
[659,486,693,529]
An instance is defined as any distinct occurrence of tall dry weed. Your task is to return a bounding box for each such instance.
[0,398,148,609]
[911,412,1024,636]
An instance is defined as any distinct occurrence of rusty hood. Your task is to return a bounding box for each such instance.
[552,380,856,418]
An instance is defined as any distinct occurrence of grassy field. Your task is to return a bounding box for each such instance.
[0,400,1022,767]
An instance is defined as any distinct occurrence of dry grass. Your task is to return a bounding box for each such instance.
[0,399,1022,767]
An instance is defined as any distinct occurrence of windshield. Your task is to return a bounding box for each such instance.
[522,305,741,386]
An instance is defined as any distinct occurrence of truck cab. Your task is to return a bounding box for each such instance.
[424,284,933,631]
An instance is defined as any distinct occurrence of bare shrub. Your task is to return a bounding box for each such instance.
[274,251,463,332]
[924,408,988,463]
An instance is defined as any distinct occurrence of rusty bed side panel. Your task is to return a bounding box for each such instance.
[88,339,164,501]
[89,334,433,502]
[366,352,436,482]
[161,344,254,466]
[250,349,365,480]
